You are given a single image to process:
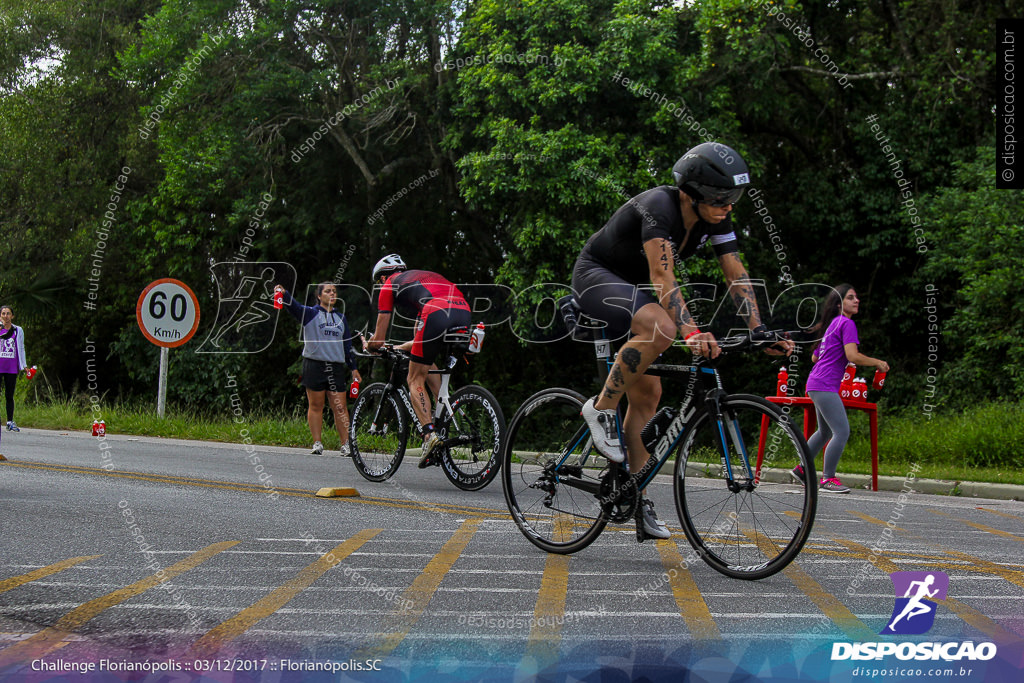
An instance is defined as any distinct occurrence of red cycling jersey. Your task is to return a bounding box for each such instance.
[377,270,470,364]
[377,270,469,316]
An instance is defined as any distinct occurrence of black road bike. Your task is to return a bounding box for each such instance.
[501,302,817,580]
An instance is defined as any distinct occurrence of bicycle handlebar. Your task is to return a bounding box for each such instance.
[707,329,793,355]
[353,344,409,361]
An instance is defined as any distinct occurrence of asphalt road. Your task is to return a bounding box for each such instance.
[1,428,1022,682]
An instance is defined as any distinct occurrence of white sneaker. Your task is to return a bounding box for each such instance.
[310,440,324,456]
[338,443,351,458]
[418,432,442,468]
[581,397,624,462]
[639,499,671,539]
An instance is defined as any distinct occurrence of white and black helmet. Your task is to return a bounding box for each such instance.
[672,142,751,206]
[372,253,406,282]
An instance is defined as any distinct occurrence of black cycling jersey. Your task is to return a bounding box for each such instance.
[579,186,739,284]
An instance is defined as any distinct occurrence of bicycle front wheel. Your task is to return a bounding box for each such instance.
[501,388,609,554]
[674,394,816,580]
[349,382,408,482]
[439,385,506,491]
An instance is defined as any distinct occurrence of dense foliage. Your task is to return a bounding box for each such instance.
[0,0,1015,421]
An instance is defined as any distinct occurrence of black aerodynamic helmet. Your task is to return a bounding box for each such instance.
[672,142,751,206]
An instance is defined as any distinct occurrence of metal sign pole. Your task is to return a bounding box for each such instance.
[157,347,169,418]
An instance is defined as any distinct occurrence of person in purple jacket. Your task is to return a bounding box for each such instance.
[792,284,890,493]
[273,283,362,457]
[0,305,28,432]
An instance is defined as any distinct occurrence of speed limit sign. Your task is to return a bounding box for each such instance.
[136,279,201,348]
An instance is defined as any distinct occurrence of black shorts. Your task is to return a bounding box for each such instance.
[301,358,350,393]
[410,306,472,365]
[571,254,658,342]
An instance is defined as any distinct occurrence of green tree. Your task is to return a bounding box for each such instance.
[0,0,161,386]
[919,146,1024,407]
[447,0,1002,404]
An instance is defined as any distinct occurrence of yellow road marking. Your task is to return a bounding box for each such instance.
[976,506,1022,521]
[360,518,482,659]
[520,516,575,674]
[0,541,238,667]
[521,550,570,673]
[833,538,1021,644]
[0,556,101,593]
[846,510,905,532]
[2,461,498,517]
[3,461,309,496]
[741,529,874,640]
[784,559,876,641]
[188,530,381,657]
[656,539,720,640]
[940,549,1024,590]
[928,509,1024,544]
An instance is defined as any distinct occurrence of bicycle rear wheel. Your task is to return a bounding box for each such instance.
[674,394,816,580]
[349,382,408,482]
[439,385,506,491]
[501,388,609,554]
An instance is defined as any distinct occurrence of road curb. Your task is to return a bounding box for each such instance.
[751,467,1024,501]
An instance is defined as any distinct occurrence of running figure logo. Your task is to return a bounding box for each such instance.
[196,262,296,354]
[880,571,949,635]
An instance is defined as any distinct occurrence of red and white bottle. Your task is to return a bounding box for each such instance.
[873,369,887,390]
[92,420,100,436]
[348,379,360,400]
[97,420,106,437]
[467,323,486,354]
[776,366,788,396]
[852,378,868,402]
[842,363,857,383]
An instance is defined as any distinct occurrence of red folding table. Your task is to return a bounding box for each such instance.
[756,395,879,491]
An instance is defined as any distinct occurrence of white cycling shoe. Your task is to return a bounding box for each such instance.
[639,499,671,540]
[581,397,624,463]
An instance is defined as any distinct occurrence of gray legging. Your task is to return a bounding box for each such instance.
[806,390,850,480]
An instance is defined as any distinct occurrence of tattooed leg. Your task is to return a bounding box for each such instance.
[621,347,642,373]
[595,305,675,411]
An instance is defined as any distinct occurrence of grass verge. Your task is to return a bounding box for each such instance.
[15,398,350,452]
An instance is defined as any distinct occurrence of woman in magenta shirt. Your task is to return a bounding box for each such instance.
[0,305,28,432]
[793,284,889,493]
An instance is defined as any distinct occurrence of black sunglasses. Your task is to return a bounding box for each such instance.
[697,186,744,207]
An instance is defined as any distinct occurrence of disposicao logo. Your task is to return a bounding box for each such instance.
[881,570,948,635]
[831,570,998,663]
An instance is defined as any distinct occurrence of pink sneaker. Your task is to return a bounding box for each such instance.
[819,477,850,494]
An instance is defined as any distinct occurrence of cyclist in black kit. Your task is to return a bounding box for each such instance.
[575,142,793,539]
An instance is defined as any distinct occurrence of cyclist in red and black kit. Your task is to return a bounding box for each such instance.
[574,142,793,539]
[366,254,472,467]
